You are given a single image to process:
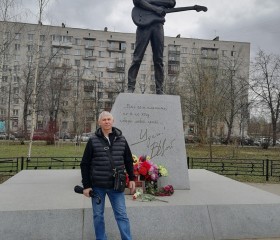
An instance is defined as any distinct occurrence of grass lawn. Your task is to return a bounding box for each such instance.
[1,141,280,184]
[187,144,280,160]
[0,141,280,159]
[0,141,86,158]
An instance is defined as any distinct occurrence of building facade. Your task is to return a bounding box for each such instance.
[0,21,250,139]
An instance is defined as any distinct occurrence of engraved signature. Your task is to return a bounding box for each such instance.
[131,128,175,158]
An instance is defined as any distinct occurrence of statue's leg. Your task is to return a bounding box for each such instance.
[127,27,151,92]
[150,23,164,94]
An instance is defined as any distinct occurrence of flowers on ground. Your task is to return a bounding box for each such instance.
[131,155,173,196]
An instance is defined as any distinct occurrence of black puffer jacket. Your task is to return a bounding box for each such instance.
[80,127,135,189]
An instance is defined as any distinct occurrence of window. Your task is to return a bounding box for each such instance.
[13,109,19,116]
[75,49,81,55]
[140,64,146,71]
[120,42,126,50]
[14,65,20,72]
[85,60,94,68]
[40,35,45,41]
[99,51,105,57]
[119,53,125,59]
[15,44,20,51]
[140,74,146,80]
[74,60,81,67]
[39,46,45,53]
[3,65,8,72]
[75,38,81,45]
[63,58,70,65]
[28,45,33,52]
[118,73,125,80]
[182,47,187,53]
[15,33,21,40]
[201,49,207,56]
[13,98,19,104]
[98,92,103,99]
[0,109,6,115]
[86,39,94,47]
[192,48,197,54]
[13,87,19,94]
[15,55,20,61]
[182,57,187,63]
[98,61,104,67]
[2,76,8,83]
[13,76,20,83]
[85,50,94,57]
[28,56,33,63]
[231,51,236,57]
[99,40,106,47]
[131,43,135,50]
[107,73,113,78]
[52,47,60,55]
[98,82,103,88]
[108,62,115,68]
[28,34,34,41]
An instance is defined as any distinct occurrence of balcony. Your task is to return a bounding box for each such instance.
[168,59,180,64]
[107,47,126,53]
[84,45,94,50]
[106,67,117,72]
[51,41,72,48]
[82,56,96,60]
[84,86,94,92]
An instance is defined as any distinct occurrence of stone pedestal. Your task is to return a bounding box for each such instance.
[1,170,280,240]
[111,93,190,189]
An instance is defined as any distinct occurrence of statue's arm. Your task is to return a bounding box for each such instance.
[133,0,175,14]
[146,0,176,8]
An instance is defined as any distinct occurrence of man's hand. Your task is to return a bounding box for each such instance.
[83,188,92,198]
[128,181,136,194]
[155,6,166,17]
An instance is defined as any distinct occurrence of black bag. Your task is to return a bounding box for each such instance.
[114,169,126,192]
[98,138,126,192]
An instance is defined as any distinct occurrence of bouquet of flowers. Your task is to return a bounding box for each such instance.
[132,154,171,195]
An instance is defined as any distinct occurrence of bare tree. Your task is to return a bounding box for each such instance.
[219,50,250,144]
[250,49,280,146]
[179,58,225,147]
[28,0,50,157]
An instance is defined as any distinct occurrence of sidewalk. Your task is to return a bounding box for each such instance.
[246,182,280,196]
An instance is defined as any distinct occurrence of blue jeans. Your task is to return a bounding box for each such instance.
[91,187,132,240]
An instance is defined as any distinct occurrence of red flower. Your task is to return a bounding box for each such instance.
[138,166,148,176]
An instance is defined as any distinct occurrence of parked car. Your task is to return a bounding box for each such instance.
[81,132,93,142]
[32,130,53,141]
[55,132,71,140]
[0,132,15,140]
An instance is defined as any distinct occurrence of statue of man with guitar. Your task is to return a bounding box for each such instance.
[127,0,207,94]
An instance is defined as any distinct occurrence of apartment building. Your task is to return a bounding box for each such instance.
[0,21,250,139]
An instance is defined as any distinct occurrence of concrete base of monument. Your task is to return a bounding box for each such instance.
[1,169,280,240]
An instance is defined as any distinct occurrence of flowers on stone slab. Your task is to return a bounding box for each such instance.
[131,154,173,196]
[134,155,168,182]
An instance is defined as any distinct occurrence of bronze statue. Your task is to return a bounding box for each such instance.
[127,0,207,94]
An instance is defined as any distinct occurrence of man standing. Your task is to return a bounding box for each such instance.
[127,0,176,94]
[80,111,135,240]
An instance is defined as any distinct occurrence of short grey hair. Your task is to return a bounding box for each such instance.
[98,111,113,121]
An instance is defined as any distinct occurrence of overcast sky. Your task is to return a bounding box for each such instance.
[13,0,280,58]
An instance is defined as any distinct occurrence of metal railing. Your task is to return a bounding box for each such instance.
[1,157,280,182]
[187,157,280,181]
[0,157,80,180]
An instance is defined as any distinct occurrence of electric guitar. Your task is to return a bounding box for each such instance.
[132,5,207,27]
